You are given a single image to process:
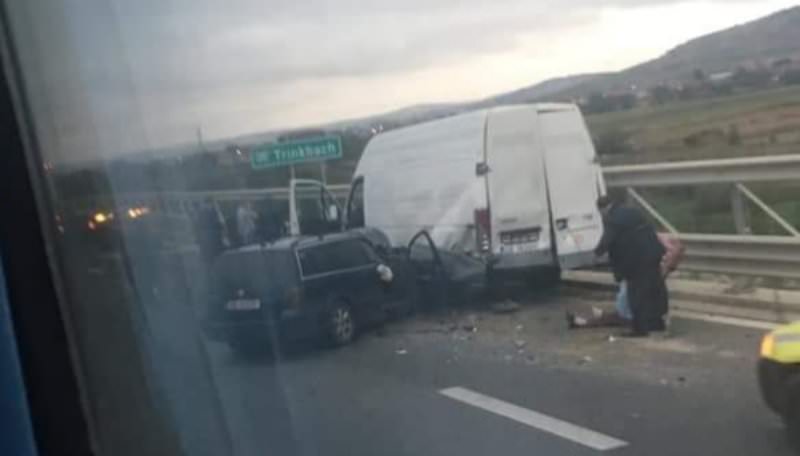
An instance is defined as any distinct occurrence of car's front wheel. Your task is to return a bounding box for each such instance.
[326,300,356,346]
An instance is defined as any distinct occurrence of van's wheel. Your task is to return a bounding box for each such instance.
[327,300,356,346]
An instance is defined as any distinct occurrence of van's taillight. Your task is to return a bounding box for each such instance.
[474,208,492,253]
[284,287,302,309]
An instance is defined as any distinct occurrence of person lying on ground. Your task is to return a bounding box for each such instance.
[567,232,684,331]
[568,196,667,337]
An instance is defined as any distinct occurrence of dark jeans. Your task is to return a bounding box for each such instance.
[626,261,668,333]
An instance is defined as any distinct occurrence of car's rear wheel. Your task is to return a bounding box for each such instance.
[327,300,356,346]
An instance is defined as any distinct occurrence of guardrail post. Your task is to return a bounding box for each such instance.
[730,184,752,235]
[626,188,679,234]
[735,183,800,237]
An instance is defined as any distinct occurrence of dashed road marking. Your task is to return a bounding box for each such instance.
[439,387,628,451]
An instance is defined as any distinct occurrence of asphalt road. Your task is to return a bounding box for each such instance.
[65,246,796,455]
[202,290,796,456]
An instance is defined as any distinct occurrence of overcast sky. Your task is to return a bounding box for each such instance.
[9,0,798,163]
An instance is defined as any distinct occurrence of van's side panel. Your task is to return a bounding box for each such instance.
[355,110,487,252]
[538,106,605,269]
[485,107,553,270]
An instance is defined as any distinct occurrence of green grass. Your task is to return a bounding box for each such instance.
[587,85,800,164]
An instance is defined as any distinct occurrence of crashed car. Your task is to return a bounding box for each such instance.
[204,229,418,354]
[758,321,800,451]
[405,230,487,308]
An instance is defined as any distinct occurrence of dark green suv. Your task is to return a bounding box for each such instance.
[204,229,417,354]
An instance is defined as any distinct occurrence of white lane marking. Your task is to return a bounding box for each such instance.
[671,310,778,330]
[439,387,628,451]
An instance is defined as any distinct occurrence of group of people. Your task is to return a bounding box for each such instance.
[567,195,684,337]
[194,198,287,263]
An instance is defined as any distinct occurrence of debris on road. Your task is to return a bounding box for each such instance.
[515,324,524,332]
[514,340,527,349]
[490,300,520,314]
[607,335,617,343]
[462,314,479,332]
[578,355,593,365]
[395,349,408,355]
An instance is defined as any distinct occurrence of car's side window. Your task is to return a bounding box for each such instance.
[337,240,373,269]
[298,248,327,277]
[358,240,381,263]
[298,240,375,277]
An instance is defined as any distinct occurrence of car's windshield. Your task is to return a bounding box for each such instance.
[3,1,800,456]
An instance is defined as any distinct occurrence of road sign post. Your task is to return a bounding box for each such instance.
[251,136,342,170]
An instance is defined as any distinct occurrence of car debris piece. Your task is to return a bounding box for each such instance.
[462,314,479,332]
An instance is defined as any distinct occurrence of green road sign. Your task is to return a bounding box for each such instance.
[251,136,342,169]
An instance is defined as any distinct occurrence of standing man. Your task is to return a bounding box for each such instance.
[236,201,258,245]
[594,195,667,337]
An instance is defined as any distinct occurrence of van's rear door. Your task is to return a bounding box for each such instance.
[486,107,552,267]
[538,107,604,269]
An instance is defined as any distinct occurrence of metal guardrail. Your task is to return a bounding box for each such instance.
[678,234,800,280]
[603,154,800,187]
[604,154,800,281]
[69,154,800,280]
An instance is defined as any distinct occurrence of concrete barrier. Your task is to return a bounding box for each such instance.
[563,270,800,324]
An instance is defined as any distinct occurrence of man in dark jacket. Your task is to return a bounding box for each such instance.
[594,195,668,337]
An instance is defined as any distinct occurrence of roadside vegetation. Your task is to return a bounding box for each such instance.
[587,85,800,235]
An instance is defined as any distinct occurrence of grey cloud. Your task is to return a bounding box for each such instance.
[9,0,762,162]
[94,0,701,90]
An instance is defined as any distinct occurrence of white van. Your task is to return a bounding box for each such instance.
[342,103,606,275]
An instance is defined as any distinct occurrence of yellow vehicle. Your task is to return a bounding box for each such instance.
[759,321,800,451]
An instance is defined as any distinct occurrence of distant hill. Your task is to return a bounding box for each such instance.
[551,5,800,98]
[475,73,608,107]
[330,5,800,131]
[312,73,606,135]
[140,5,800,158]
